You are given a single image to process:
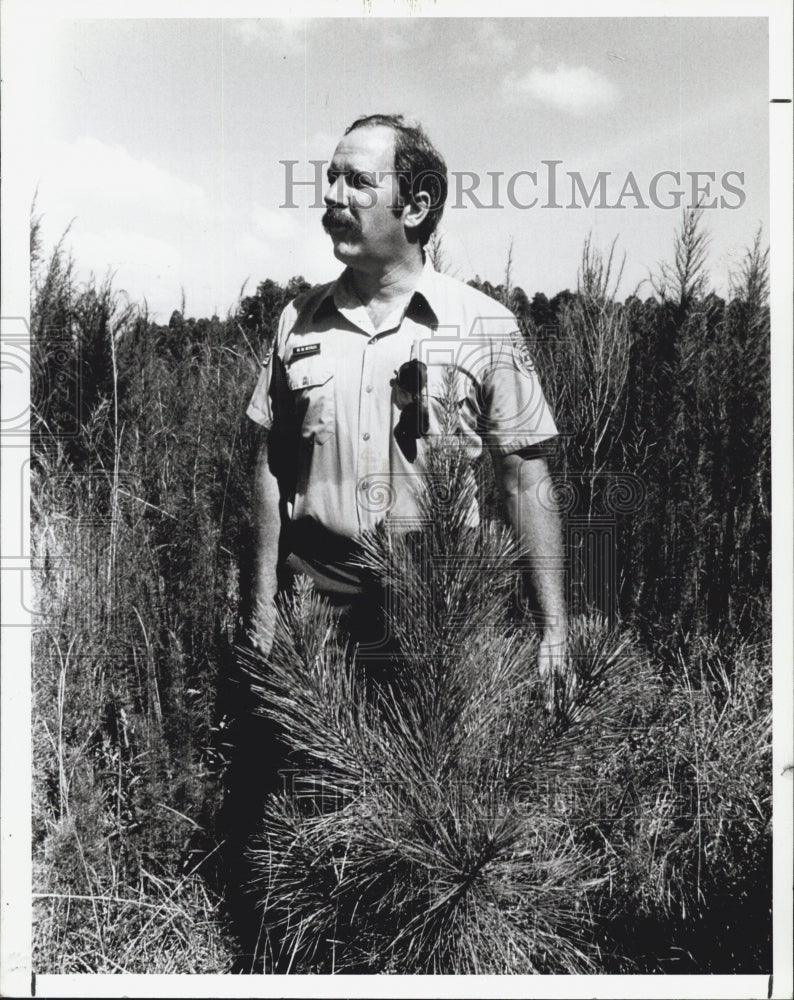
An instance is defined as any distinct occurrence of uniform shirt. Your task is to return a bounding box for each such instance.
[247,259,557,587]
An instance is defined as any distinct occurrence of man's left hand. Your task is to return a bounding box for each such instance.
[537,627,567,678]
[538,627,569,710]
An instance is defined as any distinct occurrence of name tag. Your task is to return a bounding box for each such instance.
[291,342,321,360]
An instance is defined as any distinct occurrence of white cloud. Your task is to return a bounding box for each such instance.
[474,21,520,61]
[38,136,208,222]
[33,135,218,317]
[228,19,268,46]
[228,18,307,53]
[57,228,185,319]
[31,135,332,321]
[505,63,619,115]
[71,228,182,275]
[251,204,298,241]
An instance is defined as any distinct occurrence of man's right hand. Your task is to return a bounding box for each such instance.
[249,578,278,658]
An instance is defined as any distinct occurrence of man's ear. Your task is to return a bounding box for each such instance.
[402,191,431,234]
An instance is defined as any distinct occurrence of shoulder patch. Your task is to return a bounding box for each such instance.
[512,330,537,375]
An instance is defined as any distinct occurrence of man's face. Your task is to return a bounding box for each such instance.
[322,125,408,269]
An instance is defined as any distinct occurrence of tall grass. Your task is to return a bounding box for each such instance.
[30,242,258,972]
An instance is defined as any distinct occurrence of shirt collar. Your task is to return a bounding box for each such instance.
[311,255,442,327]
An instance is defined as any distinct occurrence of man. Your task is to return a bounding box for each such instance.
[247,114,566,676]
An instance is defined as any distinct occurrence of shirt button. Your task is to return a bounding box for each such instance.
[302,376,308,385]
[361,481,370,491]
[366,385,373,393]
[363,432,370,441]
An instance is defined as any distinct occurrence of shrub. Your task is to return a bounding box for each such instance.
[242,423,659,973]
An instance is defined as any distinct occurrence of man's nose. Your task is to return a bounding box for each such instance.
[324,175,346,207]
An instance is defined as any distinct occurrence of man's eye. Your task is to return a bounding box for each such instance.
[326,170,374,188]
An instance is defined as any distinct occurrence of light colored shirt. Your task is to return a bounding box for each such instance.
[247,259,557,543]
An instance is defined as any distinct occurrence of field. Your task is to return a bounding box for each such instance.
[30,211,771,973]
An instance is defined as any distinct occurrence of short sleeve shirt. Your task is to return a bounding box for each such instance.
[247,259,557,541]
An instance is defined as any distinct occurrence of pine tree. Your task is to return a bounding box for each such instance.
[241,376,657,973]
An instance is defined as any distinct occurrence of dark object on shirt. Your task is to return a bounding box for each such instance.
[394,399,429,463]
[393,359,429,462]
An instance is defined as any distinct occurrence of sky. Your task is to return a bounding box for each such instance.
[27,14,770,321]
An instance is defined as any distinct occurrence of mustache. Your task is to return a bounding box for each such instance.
[322,209,359,232]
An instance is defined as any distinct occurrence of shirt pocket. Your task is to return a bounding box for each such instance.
[286,357,336,445]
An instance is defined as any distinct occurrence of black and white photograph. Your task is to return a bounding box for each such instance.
[1,1,791,997]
